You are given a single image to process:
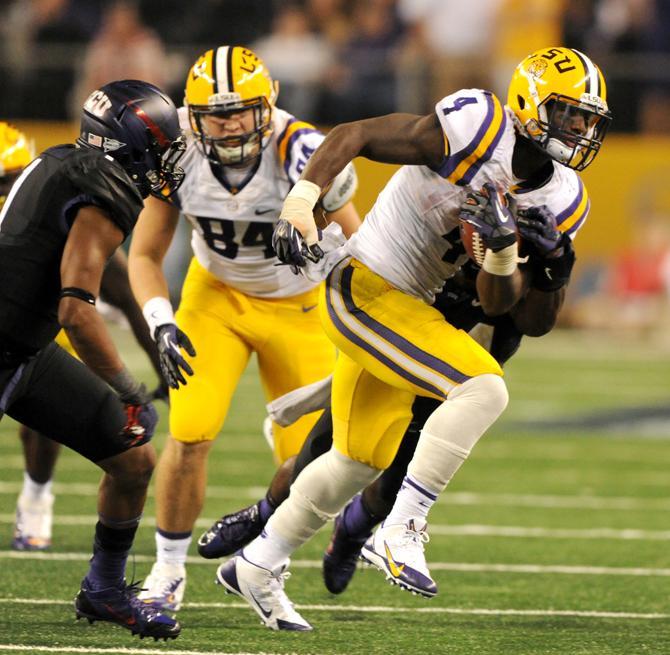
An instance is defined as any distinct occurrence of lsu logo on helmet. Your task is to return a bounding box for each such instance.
[184,45,279,167]
[507,47,612,170]
[0,121,34,209]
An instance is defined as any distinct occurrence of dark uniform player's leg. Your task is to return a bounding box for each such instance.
[4,343,179,640]
[198,408,334,558]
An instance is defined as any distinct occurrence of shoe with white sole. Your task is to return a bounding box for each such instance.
[137,561,186,612]
[360,518,437,598]
[216,555,312,631]
[12,492,54,551]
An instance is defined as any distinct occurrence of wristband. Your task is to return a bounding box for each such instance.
[482,243,518,276]
[142,296,175,339]
[532,241,575,291]
[281,180,322,245]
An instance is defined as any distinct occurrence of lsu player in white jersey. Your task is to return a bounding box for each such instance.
[215,47,611,631]
[128,45,360,612]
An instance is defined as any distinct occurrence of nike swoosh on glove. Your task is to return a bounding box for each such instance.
[459,183,517,252]
[155,324,196,390]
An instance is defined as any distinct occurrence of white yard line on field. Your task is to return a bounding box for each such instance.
[0,646,293,655]
[1,481,669,511]
[0,597,667,621]
[1,551,670,577]
[2,513,670,540]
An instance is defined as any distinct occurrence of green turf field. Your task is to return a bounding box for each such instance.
[1,328,669,655]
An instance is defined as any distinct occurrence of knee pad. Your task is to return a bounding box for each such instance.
[408,374,508,492]
[269,448,380,546]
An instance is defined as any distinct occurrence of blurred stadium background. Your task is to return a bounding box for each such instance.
[3,0,670,333]
[1,1,670,654]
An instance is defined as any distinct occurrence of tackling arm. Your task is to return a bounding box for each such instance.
[302,113,445,189]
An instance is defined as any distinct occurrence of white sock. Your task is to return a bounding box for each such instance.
[22,472,53,501]
[155,531,191,567]
[242,525,294,572]
[384,474,439,525]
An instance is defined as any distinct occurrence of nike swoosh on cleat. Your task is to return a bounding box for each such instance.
[301,304,318,313]
[248,589,273,618]
[383,542,405,578]
[103,603,136,626]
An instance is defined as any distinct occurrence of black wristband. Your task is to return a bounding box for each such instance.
[531,237,575,292]
[60,287,96,305]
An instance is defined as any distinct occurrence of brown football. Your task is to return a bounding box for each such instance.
[459,220,487,266]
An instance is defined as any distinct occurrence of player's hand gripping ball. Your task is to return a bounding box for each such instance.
[459,183,518,266]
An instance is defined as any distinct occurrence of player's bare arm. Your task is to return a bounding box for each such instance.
[322,202,361,238]
[58,205,126,383]
[128,195,180,305]
[128,195,194,390]
[510,286,566,336]
[302,113,444,189]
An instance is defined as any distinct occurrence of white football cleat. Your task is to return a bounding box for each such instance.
[138,561,186,612]
[361,518,437,598]
[12,492,54,551]
[216,555,312,631]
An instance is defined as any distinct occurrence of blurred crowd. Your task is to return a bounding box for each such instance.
[2,0,670,335]
[1,0,670,132]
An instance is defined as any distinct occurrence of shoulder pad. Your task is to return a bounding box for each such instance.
[63,150,143,238]
[275,114,324,184]
[433,89,509,186]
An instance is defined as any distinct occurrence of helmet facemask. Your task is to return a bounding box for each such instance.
[189,93,273,167]
[531,95,611,171]
[145,135,186,198]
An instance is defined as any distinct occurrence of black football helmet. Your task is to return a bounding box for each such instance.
[78,80,185,198]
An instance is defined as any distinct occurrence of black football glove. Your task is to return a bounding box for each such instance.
[459,183,517,252]
[272,219,324,274]
[155,323,196,390]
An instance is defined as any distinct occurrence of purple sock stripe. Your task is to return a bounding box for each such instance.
[404,475,438,501]
[157,528,192,540]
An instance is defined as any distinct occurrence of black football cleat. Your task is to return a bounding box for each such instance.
[74,577,181,641]
[198,501,264,559]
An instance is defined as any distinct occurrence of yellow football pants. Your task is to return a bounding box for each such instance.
[170,258,336,462]
[320,258,503,469]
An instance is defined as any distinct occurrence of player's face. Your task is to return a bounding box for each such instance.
[550,103,599,147]
[201,109,255,138]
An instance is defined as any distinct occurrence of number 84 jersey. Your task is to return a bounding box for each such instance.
[174,106,328,298]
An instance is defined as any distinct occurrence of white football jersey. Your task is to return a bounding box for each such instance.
[174,106,343,297]
[346,88,590,303]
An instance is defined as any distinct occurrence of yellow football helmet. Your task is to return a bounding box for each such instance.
[184,45,278,167]
[507,47,612,170]
[0,121,34,208]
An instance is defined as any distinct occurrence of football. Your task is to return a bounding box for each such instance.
[459,220,488,266]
